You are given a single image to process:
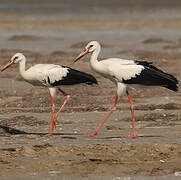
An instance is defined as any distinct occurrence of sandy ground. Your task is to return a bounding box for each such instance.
[0,0,181,179]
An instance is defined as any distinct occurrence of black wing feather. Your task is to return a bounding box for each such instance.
[123,61,179,92]
[50,66,98,86]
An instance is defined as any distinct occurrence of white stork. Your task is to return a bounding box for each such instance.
[73,41,179,138]
[1,53,97,136]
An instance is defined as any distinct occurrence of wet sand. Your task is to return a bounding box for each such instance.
[0,0,181,179]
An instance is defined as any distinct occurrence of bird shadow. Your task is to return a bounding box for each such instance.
[99,135,162,139]
[0,126,161,140]
[0,125,82,137]
[0,125,27,135]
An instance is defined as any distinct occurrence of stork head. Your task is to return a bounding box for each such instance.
[73,41,100,63]
[1,53,25,72]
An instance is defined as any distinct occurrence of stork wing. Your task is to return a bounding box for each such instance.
[27,64,69,86]
[103,59,144,81]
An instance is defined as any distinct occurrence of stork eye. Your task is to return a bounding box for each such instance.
[89,45,93,48]
[13,56,18,61]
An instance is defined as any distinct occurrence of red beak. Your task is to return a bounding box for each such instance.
[1,60,14,72]
[73,49,89,63]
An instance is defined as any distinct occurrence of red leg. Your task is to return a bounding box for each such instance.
[53,88,69,126]
[84,93,119,137]
[120,91,138,139]
[44,95,55,136]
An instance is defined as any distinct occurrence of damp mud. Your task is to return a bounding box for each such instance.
[0,0,181,179]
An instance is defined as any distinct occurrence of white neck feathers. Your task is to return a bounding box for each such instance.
[90,46,101,69]
[19,57,27,78]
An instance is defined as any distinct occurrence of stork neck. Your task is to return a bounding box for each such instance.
[90,47,100,68]
[19,58,27,78]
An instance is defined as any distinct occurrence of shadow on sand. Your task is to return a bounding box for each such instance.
[0,125,81,138]
[100,135,162,139]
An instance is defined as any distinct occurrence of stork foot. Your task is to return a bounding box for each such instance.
[44,133,53,137]
[83,131,98,138]
[120,135,139,139]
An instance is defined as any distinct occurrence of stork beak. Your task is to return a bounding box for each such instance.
[1,60,14,72]
[73,49,89,63]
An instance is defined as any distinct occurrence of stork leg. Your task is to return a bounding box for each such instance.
[44,95,55,136]
[84,93,119,137]
[53,88,70,127]
[44,88,69,137]
[120,91,138,139]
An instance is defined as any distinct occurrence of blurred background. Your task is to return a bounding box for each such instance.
[0,0,181,54]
